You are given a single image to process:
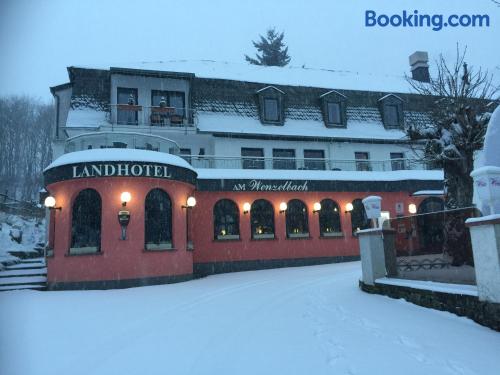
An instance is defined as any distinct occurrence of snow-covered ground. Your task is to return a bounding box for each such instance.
[0,213,45,268]
[1,262,499,375]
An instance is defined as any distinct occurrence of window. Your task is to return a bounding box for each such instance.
[384,104,400,127]
[355,152,371,171]
[327,102,342,125]
[350,198,370,235]
[241,148,264,169]
[264,98,280,122]
[319,199,342,236]
[214,199,240,240]
[117,87,138,125]
[145,189,172,250]
[304,150,325,170]
[390,152,405,171]
[273,149,296,170]
[286,199,309,238]
[151,90,186,118]
[250,199,275,239]
[179,148,192,164]
[70,189,101,254]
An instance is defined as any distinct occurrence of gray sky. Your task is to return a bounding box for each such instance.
[1,0,499,101]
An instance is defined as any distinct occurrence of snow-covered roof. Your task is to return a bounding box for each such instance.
[76,60,416,94]
[195,168,443,182]
[44,149,195,171]
[411,190,444,196]
[196,112,407,140]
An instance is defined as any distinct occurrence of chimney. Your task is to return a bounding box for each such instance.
[409,51,430,83]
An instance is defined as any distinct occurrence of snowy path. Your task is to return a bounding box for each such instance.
[1,262,499,375]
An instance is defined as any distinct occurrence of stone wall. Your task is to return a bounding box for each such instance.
[359,280,500,332]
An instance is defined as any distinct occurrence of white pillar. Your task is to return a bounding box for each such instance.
[466,216,500,303]
[358,228,397,285]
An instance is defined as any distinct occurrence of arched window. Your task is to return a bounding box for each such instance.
[250,199,275,239]
[214,199,240,240]
[350,198,370,235]
[319,199,342,237]
[71,189,101,254]
[286,199,309,238]
[145,189,172,250]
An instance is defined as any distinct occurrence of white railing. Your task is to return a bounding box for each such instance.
[179,155,436,172]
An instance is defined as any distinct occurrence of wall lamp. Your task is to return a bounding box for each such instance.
[44,196,61,210]
[313,202,321,214]
[279,202,287,214]
[121,191,131,207]
[182,196,197,209]
[345,202,354,214]
[243,202,251,214]
[408,203,417,215]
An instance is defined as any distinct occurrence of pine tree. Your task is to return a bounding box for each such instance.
[245,28,291,67]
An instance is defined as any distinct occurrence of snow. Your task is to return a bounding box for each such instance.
[195,168,444,181]
[0,213,45,269]
[44,149,195,172]
[66,108,108,128]
[1,262,499,375]
[76,59,416,94]
[411,190,444,196]
[197,112,408,141]
[465,214,500,224]
[375,277,478,296]
[483,105,500,167]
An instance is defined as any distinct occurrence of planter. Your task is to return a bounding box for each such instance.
[151,106,175,114]
[117,104,142,111]
[471,166,500,214]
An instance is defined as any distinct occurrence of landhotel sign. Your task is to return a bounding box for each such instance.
[44,161,197,185]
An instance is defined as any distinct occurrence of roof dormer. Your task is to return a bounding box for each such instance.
[378,93,404,129]
[256,86,285,125]
[319,90,347,128]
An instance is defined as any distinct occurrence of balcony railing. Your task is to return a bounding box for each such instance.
[109,105,196,128]
[179,155,438,171]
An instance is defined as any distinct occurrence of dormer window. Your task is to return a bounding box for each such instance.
[256,86,285,125]
[378,94,404,129]
[320,90,347,127]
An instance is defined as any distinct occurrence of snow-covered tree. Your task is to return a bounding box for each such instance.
[406,47,498,265]
[245,28,291,67]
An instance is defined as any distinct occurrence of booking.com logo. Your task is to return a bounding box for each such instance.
[365,10,490,31]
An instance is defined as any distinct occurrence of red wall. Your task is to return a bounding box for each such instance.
[191,190,424,264]
[46,177,195,284]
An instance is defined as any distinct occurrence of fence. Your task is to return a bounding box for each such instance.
[387,207,480,285]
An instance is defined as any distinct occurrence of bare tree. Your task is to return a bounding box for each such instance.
[0,96,53,201]
[406,46,498,265]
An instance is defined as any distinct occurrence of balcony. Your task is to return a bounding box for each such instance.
[179,155,437,172]
[109,105,196,129]
[64,131,180,154]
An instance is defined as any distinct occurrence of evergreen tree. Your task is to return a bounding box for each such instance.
[245,28,291,67]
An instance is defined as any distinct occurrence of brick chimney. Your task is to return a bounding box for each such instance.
[409,51,430,83]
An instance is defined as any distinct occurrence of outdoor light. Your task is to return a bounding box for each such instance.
[243,202,251,214]
[183,196,196,209]
[345,202,354,213]
[44,196,61,210]
[408,203,417,214]
[121,191,131,207]
[313,202,321,214]
[279,202,288,213]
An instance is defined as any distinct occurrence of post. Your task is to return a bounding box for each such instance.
[357,228,397,285]
[466,216,500,303]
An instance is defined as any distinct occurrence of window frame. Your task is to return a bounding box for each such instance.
[213,199,240,240]
[117,87,139,125]
[350,198,371,235]
[273,148,296,170]
[70,189,102,255]
[390,152,405,171]
[319,199,342,237]
[326,101,342,125]
[355,152,371,171]
[250,199,275,240]
[151,90,186,118]
[286,199,309,238]
[303,149,326,170]
[144,188,173,251]
[241,148,265,169]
